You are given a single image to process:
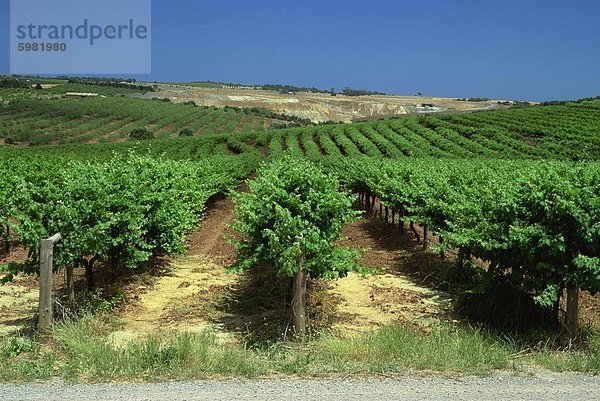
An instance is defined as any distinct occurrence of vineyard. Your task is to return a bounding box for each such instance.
[0,88,599,378]
[268,103,600,160]
[4,92,598,159]
[0,96,282,145]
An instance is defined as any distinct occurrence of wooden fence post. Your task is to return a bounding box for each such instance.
[39,233,62,333]
[566,284,579,339]
[292,241,307,340]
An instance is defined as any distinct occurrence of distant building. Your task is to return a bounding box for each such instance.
[65,92,99,98]
[221,85,259,90]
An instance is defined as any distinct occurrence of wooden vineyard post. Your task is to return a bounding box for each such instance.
[423,225,429,250]
[66,262,76,304]
[385,206,389,223]
[409,221,421,242]
[3,225,9,253]
[292,242,307,340]
[565,284,579,339]
[39,233,62,333]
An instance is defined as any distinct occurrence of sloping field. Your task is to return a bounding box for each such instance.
[1,93,598,159]
[269,102,600,160]
[0,96,279,146]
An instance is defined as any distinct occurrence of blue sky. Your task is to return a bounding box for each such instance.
[1,0,599,100]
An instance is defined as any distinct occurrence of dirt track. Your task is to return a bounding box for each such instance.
[0,248,37,336]
[110,195,240,343]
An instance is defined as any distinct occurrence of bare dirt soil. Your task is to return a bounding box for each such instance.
[575,291,600,328]
[0,280,38,336]
[110,194,240,344]
[109,195,454,343]
[330,219,454,334]
[0,248,37,336]
[144,85,498,123]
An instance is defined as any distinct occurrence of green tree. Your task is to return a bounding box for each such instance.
[129,128,154,140]
[179,128,194,137]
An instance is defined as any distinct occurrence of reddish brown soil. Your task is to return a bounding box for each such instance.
[251,116,261,129]
[576,291,600,328]
[234,116,249,133]
[333,214,454,334]
[362,196,600,330]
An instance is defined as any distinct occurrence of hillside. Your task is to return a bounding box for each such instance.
[146,84,499,123]
[0,95,282,146]
[268,101,600,160]
[2,96,598,160]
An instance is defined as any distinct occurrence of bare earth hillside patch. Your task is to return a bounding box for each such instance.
[145,85,499,123]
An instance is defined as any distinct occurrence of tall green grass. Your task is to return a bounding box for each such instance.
[533,331,600,373]
[52,317,264,380]
[313,325,515,374]
[1,316,598,382]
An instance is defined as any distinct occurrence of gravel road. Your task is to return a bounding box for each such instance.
[1,372,599,401]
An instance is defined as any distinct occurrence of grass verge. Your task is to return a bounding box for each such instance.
[0,316,598,382]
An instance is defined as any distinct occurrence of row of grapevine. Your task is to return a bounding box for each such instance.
[323,157,600,317]
[0,132,264,161]
[0,152,260,295]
